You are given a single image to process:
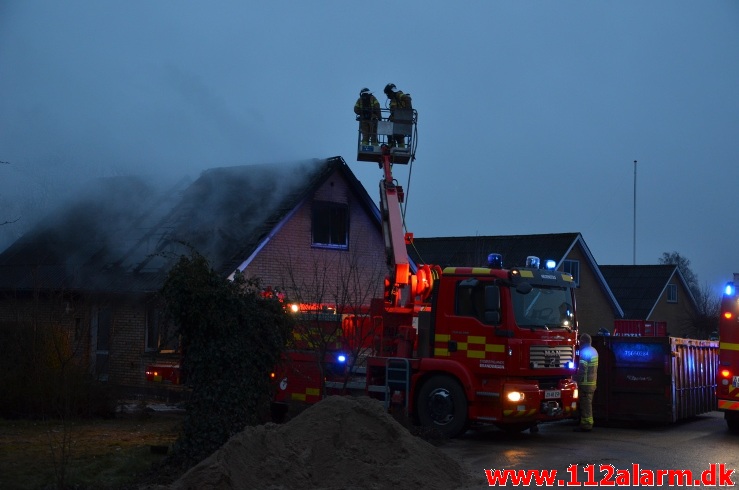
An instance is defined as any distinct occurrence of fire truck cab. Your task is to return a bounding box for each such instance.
[366,257,579,437]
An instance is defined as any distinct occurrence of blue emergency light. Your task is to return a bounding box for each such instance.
[545,259,556,270]
[337,354,347,363]
[487,253,503,269]
[725,282,736,297]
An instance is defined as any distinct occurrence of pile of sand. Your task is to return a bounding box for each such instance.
[166,396,476,490]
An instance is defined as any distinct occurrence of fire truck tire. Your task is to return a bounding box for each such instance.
[270,402,288,424]
[416,375,468,438]
[726,412,739,433]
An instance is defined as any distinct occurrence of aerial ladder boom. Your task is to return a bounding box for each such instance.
[357,106,438,308]
[379,149,411,303]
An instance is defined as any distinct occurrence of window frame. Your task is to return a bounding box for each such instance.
[311,201,349,250]
[145,307,160,352]
[667,284,678,303]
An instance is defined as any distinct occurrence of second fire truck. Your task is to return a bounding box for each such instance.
[718,274,739,432]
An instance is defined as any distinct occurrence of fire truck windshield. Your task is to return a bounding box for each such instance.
[512,285,573,330]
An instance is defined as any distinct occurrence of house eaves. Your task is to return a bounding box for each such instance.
[0,156,381,295]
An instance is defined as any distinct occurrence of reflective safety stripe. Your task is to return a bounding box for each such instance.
[720,342,739,351]
[442,267,497,275]
[434,333,504,358]
[718,399,739,411]
[291,387,321,402]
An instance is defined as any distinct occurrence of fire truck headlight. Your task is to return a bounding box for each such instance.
[289,303,299,313]
[573,388,579,399]
[506,391,524,402]
[721,369,731,378]
[566,361,575,369]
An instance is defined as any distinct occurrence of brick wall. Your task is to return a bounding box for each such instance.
[244,171,387,305]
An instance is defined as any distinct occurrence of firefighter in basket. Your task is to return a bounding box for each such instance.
[354,87,381,146]
[383,83,413,148]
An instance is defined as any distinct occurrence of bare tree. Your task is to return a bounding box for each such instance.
[276,247,386,398]
[687,281,720,339]
[659,251,699,297]
[659,251,719,339]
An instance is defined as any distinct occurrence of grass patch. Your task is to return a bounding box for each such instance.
[0,411,184,489]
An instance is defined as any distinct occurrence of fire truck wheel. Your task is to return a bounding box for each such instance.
[416,375,468,438]
[726,412,739,433]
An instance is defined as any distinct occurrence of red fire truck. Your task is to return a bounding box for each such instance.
[718,274,739,432]
[272,104,580,436]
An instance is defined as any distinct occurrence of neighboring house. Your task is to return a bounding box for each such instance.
[0,156,387,396]
[407,233,623,335]
[599,264,699,337]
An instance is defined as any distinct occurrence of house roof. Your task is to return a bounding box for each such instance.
[599,264,697,319]
[0,156,377,294]
[408,233,581,269]
[408,232,623,317]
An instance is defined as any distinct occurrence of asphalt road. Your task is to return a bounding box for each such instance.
[440,411,739,489]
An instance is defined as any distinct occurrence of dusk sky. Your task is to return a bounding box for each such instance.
[1,1,738,294]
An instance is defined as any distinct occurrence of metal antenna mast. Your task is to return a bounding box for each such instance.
[633,160,637,265]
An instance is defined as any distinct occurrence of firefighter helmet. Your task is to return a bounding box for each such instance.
[384,83,396,95]
[360,87,371,96]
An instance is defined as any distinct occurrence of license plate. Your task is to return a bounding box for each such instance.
[544,389,561,399]
[733,376,739,388]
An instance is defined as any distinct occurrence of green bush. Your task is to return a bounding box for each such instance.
[160,253,293,467]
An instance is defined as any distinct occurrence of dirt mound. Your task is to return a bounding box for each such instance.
[167,396,476,490]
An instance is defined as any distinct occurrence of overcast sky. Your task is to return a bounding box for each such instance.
[1,1,738,294]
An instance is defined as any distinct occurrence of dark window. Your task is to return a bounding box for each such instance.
[667,284,678,303]
[95,308,111,381]
[146,307,179,353]
[312,202,349,249]
[563,259,580,286]
[146,308,159,351]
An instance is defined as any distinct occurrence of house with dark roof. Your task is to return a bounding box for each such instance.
[0,156,387,395]
[599,264,699,337]
[407,233,623,334]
